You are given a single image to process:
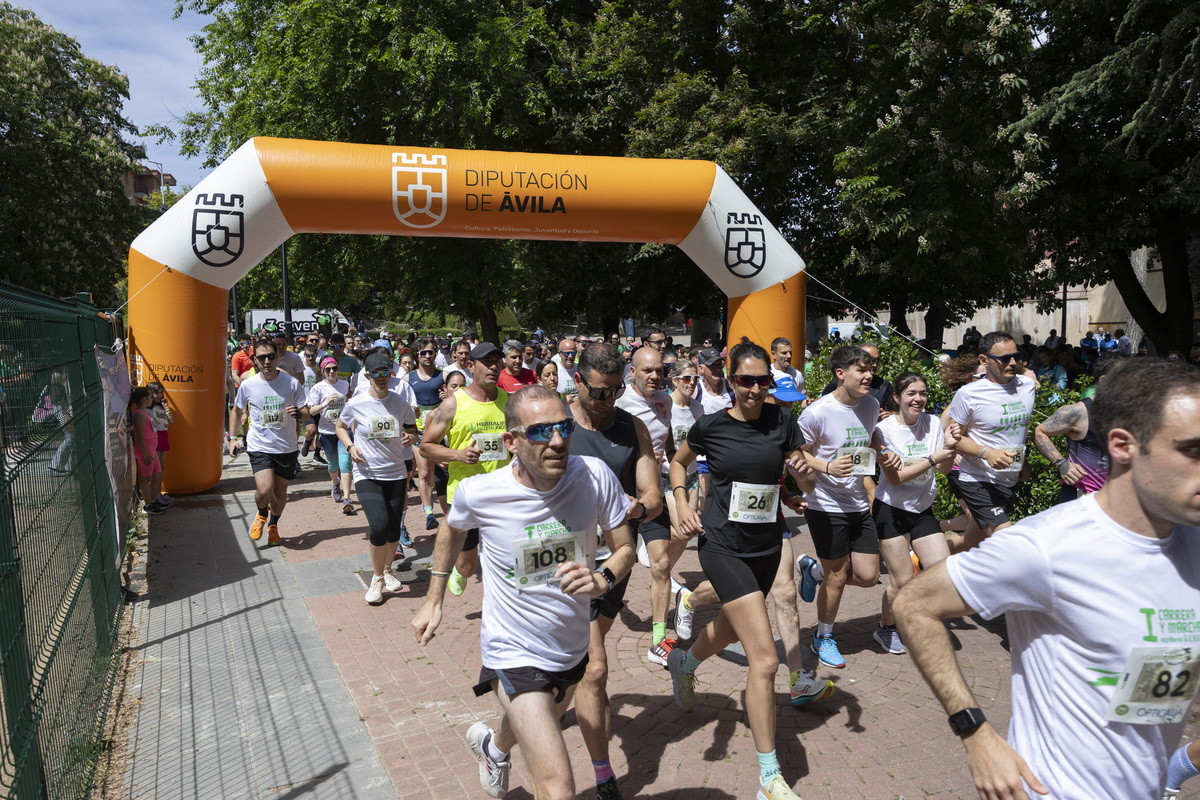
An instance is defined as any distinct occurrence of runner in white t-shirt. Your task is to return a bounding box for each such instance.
[615,346,680,665]
[795,344,902,670]
[869,372,959,656]
[228,338,310,547]
[299,347,326,465]
[555,339,579,400]
[338,350,417,605]
[413,385,635,800]
[895,358,1200,800]
[947,331,1037,551]
[308,357,354,513]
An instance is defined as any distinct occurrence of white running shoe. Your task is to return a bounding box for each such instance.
[365,575,384,605]
[467,721,510,798]
[382,568,403,593]
[675,589,695,640]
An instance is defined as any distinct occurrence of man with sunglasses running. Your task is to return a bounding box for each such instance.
[228,338,310,546]
[420,343,511,596]
[555,339,580,401]
[944,331,1036,552]
[413,385,634,800]
[567,343,660,800]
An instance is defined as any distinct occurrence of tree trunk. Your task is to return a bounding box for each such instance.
[476,302,500,346]
[888,290,912,337]
[923,304,947,350]
[1109,208,1195,354]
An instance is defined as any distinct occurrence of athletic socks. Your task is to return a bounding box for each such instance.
[268,511,282,526]
[757,749,781,785]
[682,592,696,612]
[652,622,667,646]
[816,621,834,638]
[422,504,434,515]
[484,733,508,764]
[682,649,703,675]
[592,758,615,784]
[257,507,269,519]
[1167,743,1200,791]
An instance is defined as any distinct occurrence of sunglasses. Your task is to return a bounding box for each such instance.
[559,350,577,357]
[369,369,392,378]
[731,374,771,388]
[674,375,699,383]
[577,377,625,401]
[256,353,277,361]
[419,349,435,356]
[323,367,338,372]
[510,418,575,442]
[985,353,1020,364]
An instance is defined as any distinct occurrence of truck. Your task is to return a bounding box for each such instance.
[243,308,351,338]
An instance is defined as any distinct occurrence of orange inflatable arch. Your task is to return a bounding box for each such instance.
[128,137,806,494]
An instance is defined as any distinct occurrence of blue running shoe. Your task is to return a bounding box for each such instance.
[796,554,820,603]
[811,634,846,669]
[399,523,413,548]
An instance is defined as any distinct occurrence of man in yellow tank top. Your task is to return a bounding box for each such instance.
[419,342,511,595]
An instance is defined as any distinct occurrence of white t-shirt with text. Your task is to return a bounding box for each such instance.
[235,372,308,454]
[874,413,942,512]
[947,495,1200,799]
[447,455,627,672]
[308,379,349,436]
[339,390,416,482]
[948,374,1036,488]
[798,392,880,513]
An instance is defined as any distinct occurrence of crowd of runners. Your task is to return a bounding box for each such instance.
[216,324,1200,800]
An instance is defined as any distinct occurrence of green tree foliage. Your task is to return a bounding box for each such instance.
[0,3,146,304]
[1005,0,1200,353]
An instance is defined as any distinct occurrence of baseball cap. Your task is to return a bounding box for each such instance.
[373,338,392,353]
[697,348,723,367]
[769,375,806,402]
[364,351,393,374]
[470,342,500,360]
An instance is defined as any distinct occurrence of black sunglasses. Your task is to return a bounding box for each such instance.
[577,375,625,401]
[985,353,1020,365]
[256,352,277,361]
[730,374,771,388]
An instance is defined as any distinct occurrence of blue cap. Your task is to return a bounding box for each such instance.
[769,375,807,402]
[373,338,392,353]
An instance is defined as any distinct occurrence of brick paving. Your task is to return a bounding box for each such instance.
[128,457,1200,799]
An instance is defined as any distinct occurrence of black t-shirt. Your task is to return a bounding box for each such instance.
[686,404,805,556]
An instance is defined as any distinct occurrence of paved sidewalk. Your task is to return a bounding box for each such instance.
[124,455,1200,799]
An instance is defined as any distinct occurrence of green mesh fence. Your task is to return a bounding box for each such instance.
[0,285,125,800]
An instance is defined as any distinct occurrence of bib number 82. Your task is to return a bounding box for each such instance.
[1150,669,1192,699]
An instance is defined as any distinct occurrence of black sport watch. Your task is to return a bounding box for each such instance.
[948,707,987,737]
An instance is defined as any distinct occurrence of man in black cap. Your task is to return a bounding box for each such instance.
[419,343,511,596]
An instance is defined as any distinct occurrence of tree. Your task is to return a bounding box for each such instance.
[0,3,146,304]
[1006,0,1200,354]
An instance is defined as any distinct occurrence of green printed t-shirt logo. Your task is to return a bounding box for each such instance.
[993,401,1030,435]
[903,442,929,456]
[843,426,869,448]
[1139,607,1200,644]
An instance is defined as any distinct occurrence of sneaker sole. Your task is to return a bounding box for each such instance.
[647,651,669,667]
[791,681,835,706]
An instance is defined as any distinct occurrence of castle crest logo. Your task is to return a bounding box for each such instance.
[392,152,448,229]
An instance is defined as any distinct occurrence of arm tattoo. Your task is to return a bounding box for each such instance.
[1040,404,1083,436]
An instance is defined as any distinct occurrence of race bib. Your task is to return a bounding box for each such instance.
[902,457,933,484]
[998,448,1025,473]
[838,447,876,476]
[418,404,438,429]
[367,415,399,441]
[325,395,345,421]
[259,408,284,430]
[728,481,779,524]
[510,530,583,587]
[475,432,508,462]
[1105,646,1200,725]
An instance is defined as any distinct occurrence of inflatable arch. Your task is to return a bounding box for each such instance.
[128,137,807,494]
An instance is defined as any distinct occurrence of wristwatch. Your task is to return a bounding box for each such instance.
[948,707,987,737]
[595,566,617,592]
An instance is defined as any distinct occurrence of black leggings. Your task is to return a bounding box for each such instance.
[356,478,406,546]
